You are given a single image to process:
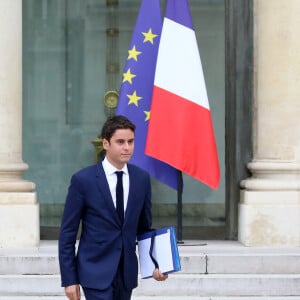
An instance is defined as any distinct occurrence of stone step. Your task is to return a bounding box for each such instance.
[1,274,300,297]
[1,241,300,298]
[2,252,300,275]
[1,296,300,299]
[1,241,300,275]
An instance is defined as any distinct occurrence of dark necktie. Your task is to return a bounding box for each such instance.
[115,171,124,224]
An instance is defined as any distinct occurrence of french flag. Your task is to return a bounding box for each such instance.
[145,0,220,189]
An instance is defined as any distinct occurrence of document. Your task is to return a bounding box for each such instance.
[137,226,181,279]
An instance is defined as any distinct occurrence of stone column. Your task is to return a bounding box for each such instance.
[239,0,300,246]
[0,0,39,247]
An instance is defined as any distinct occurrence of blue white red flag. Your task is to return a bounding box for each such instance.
[145,0,220,189]
[116,0,178,190]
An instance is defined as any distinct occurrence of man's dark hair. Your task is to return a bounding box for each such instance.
[101,115,136,142]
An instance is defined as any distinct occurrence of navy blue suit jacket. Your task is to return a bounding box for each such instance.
[58,162,152,290]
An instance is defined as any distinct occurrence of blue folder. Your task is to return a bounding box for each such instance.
[137,226,181,279]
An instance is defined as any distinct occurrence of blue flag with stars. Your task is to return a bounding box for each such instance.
[116,0,178,190]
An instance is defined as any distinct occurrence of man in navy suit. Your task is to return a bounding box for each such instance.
[59,115,167,300]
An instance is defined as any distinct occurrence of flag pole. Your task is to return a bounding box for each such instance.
[177,170,184,244]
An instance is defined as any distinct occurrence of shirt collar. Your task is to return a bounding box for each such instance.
[102,156,128,176]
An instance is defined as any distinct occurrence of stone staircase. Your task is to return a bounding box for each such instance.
[0,240,300,299]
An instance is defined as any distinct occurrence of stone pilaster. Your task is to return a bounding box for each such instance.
[239,0,300,246]
[0,0,39,247]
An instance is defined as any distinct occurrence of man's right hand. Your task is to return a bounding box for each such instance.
[65,284,81,300]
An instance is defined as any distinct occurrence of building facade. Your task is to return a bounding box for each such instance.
[0,0,299,248]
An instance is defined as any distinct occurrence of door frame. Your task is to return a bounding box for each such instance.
[225,0,253,239]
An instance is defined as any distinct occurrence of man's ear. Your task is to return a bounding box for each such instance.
[102,138,109,150]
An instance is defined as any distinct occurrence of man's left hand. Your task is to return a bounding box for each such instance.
[153,268,168,281]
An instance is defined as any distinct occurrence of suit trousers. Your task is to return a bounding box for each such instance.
[82,256,132,300]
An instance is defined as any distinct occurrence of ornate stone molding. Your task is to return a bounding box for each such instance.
[0,162,35,192]
[241,160,300,191]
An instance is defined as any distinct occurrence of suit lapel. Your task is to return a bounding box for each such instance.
[95,163,120,223]
[124,164,137,223]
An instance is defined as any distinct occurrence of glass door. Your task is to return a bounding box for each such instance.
[23,0,225,239]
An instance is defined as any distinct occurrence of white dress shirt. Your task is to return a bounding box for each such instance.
[102,157,129,213]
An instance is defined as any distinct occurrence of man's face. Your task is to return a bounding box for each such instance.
[103,128,134,169]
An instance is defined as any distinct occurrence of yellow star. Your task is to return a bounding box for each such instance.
[127,91,142,107]
[142,28,158,44]
[144,111,150,121]
[128,45,142,61]
[122,68,136,84]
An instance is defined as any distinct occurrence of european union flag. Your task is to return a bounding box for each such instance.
[116,0,178,190]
